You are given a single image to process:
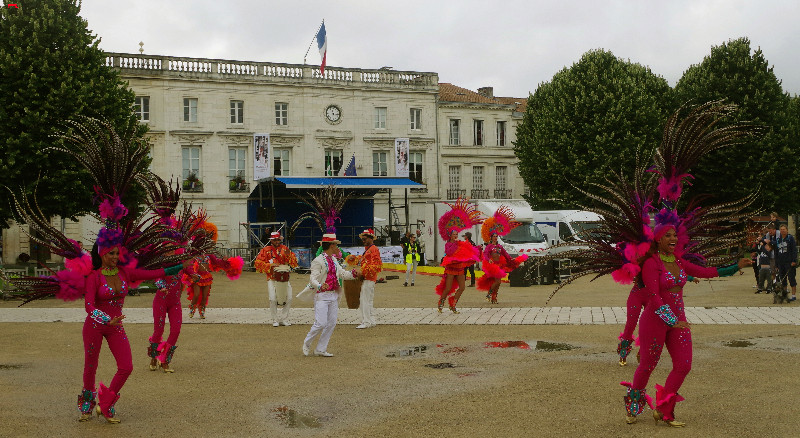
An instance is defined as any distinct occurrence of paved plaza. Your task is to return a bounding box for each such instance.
[1,304,798,325]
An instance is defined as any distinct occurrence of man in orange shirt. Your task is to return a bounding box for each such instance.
[356,228,382,329]
[254,232,298,327]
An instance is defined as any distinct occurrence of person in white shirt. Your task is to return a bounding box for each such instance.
[301,234,360,357]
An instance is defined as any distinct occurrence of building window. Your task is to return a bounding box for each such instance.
[134,96,149,122]
[274,149,291,176]
[183,98,198,122]
[230,100,244,124]
[374,107,387,129]
[497,121,506,146]
[372,152,388,176]
[474,120,484,146]
[275,103,288,126]
[324,149,343,176]
[496,166,507,190]
[228,148,246,178]
[448,166,461,190]
[449,119,460,145]
[409,152,424,184]
[410,108,422,130]
[182,146,201,180]
[473,166,484,190]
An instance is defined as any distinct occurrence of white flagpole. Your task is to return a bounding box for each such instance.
[303,19,325,65]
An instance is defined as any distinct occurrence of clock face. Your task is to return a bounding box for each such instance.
[325,105,341,123]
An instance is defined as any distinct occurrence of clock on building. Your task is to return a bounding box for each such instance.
[324,104,342,124]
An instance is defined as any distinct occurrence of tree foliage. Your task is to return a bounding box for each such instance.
[674,37,797,213]
[514,49,673,210]
[0,0,146,228]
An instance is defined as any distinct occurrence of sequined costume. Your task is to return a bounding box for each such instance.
[83,265,173,419]
[476,247,527,303]
[148,273,183,370]
[629,254,721,422]
[182,253,227,317]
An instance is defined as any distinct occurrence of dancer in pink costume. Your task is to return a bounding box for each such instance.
[477,207,527,304]
[434,198,483,313]
[540,102,759,427]
[148,271,183,373]
[84,241,187,422]
[625,216,747,426]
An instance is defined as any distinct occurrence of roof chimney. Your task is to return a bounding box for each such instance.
[477,86,494,98]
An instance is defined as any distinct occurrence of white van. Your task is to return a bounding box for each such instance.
[531,210,603,254]
[433,199,549,262]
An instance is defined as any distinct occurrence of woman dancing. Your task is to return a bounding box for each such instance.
[541,102,758,427]
[84,234,187,422]
[477,207,527,304]
[182,220,231,319]
[623,211,747,426]
[435,198,483,313]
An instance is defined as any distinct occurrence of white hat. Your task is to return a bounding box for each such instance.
[318,233,341,244]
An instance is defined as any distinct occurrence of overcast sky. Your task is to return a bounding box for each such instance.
[79,0,800,99]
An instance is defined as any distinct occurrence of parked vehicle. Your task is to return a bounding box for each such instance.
[530,210,603,254]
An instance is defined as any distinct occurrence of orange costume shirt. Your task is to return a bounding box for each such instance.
[254,244,299,280]
[360,244,382,282]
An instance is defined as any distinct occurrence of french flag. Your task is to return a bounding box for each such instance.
[317,21,327,75]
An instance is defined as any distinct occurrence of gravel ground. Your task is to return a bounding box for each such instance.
[0,269,797,437]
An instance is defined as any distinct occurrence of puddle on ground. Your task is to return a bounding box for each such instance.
[271,406,321,428]
[723,340,755,348]
[534,341,576,352]
[441,346,467,354]
[485,341,531,350]
[0,364,23,370]
[425,362,456,369]
[704,306,715,309]
[386,345,428,358]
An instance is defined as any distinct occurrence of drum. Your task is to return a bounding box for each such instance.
[272,264,291,282]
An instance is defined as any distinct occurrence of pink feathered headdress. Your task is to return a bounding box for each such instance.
[480,205,521,243]
[438,197,484,240]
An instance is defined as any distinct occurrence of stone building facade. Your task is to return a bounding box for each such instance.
[1,53,527,264]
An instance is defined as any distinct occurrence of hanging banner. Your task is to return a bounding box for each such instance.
[254,133,271,180]
[395,137,409,177]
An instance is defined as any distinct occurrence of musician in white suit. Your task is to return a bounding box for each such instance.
[301,234,360,357]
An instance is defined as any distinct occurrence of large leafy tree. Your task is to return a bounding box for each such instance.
[674,37,796,213]
[0,0,146,228]
[514,49,673,209]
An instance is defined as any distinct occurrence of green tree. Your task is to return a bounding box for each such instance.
[674,37,796,213]
[0,0,146,228]
[514,49,673,210]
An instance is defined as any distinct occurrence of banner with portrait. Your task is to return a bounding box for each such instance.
[254,133,271,180]
[395,137,409,177]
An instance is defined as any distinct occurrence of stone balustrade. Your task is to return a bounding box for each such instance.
[105,52,438,90]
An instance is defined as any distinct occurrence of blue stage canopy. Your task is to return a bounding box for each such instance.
[273,176,424,189]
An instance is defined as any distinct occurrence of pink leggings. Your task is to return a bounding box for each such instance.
[150,290,182,345]
[632,310,692,395]
[82,319,133,393]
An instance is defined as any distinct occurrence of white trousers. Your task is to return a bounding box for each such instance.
[359,280,376,325]
[405,260,418,284]
[303,292,339,353]
[267,280,292,323]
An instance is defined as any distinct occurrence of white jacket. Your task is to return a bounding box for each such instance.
[296,253,356,300]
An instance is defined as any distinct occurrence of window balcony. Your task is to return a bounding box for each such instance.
[229,180,250,193]
[470,189,489,199]
[447,189,466,199]
[494,189,512,199]
[182,179,203,193]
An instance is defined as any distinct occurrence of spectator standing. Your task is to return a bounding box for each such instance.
[756,242,774,294]
[416,229,426,266]
[463,232,478,287]
[775,225,797,301]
